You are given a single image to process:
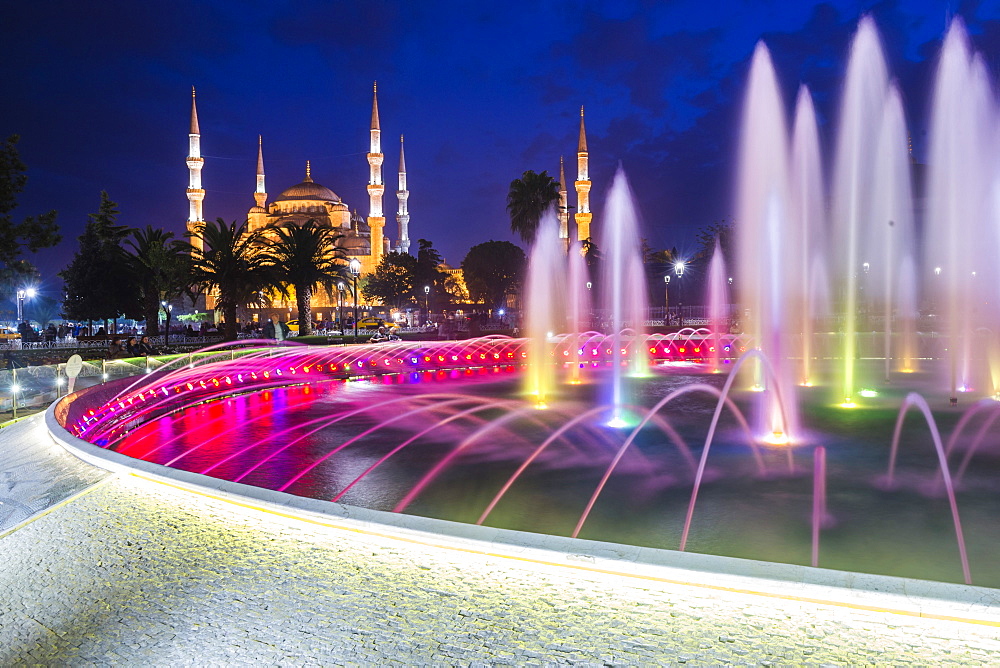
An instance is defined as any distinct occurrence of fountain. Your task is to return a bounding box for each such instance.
[50,17,1000,591]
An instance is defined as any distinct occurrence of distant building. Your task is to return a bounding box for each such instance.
[183,84,413,323]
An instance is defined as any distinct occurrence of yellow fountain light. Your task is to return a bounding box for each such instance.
[839,398,857,408]
[750,384,765,392]
[800,380,813,387]
[534,400,549,410]
[859,389,878,398]
[762,431,790,446]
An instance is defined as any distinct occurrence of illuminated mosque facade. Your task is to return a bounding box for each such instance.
[181,84,593,323]
[183,84,411,321]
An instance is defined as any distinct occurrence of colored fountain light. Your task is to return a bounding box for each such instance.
[52,16,1000,592]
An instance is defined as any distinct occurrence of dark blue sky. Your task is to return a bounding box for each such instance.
[5,0,1000,299]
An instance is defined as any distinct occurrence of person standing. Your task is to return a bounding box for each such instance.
[266,315,289,342]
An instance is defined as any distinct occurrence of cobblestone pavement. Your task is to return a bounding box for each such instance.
[0,471,997,665]
[0,414,108,533]
[1,414,999,664]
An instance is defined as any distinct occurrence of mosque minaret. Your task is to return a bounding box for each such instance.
[367,82,387,265]
[185,87,205,252]
[574,105,592,243]
[396,134,411,254]
[253,135,266,210]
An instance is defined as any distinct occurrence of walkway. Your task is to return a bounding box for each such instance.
[1,415,998,664]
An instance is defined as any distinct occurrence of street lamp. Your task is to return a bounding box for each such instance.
[337,282,345,333]
[16,287,36,324]
[424,285,430,321]
[674,261,685,326]
[349,258,361,340]
[161,301,173,347]
[663,275,670,318]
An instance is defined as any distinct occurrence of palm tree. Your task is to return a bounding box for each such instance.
[189,218,272,341]
[506,170,561,244]
[262,221,351,336]
[126,226,191,336]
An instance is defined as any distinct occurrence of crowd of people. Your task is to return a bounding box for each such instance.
[105,336,158,359]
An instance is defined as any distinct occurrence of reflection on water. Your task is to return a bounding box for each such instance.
[112,366,1000,588]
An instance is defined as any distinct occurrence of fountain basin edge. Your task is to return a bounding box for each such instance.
[44,391,1000,627]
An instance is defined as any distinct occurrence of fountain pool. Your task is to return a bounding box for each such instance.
[53,338,1000,589]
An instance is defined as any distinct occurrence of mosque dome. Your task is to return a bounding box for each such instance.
[276,180,340,202]
[274,160,341,202]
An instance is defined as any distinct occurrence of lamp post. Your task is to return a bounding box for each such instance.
[424,285,430,322]
[663,275,671,322]
[337,282,345,333]
[16,287,35,324]
[674,261,685,327]
[161,301,173,347]
[349,258,361,340]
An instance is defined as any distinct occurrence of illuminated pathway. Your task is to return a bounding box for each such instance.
[2,415,999,664]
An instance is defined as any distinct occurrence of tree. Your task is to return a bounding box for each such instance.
[261,220,351,336]
[461,240,526,309]
[126,226,192,336]
[443,271,470,303]
[413,238,447,306]
[363,251,417,308]
[0,260,39,313]
[61,191,139,326]
[695,219,734,264]
[506,170,560,244]
[0,135,60,280]
[189,218,273,341]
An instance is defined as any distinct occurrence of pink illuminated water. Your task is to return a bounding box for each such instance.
[706,239,728,374]
[927,20,1000,398]
[789,85,825,387]
[600,169,649,420]
[525,214,566,403]
[735,42,797,439]
[833,17,889,404]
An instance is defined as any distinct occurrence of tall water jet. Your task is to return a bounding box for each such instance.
[600,168,649,425]
[832,16,889,405]
[735,42,798,441]
[707,238,728,374]
[897,255,919,373]
[927,19,999,400]
[870,86,916,381]
[789,85,826,387]
[566,240,591,384]
[524,213,566,405]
